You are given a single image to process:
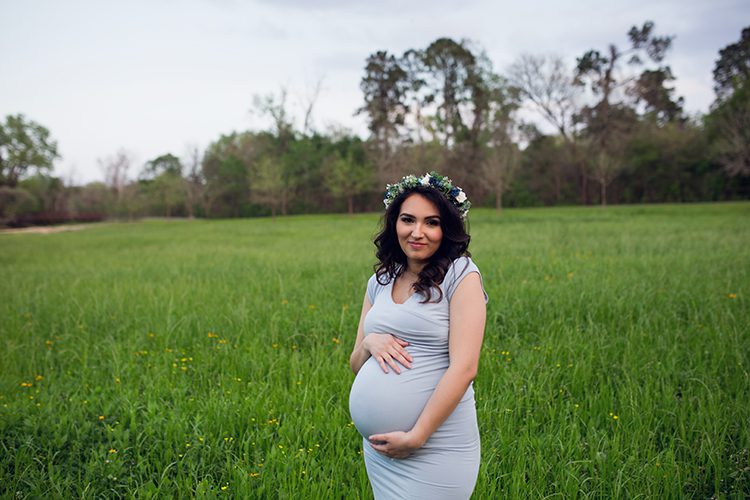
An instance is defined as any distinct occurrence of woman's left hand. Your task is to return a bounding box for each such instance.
[368,431,424,459]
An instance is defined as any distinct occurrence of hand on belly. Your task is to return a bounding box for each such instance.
[362,333,413,374]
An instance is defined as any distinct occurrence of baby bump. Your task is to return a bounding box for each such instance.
[349,354,446,439]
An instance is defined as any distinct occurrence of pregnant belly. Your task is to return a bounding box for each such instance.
[349,353,447,439]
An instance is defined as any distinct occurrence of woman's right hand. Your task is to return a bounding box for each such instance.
[363,334,413,374]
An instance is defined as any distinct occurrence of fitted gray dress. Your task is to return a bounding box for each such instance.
[349,256,488,500]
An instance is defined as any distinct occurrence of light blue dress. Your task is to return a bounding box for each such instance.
[349,256,488,500]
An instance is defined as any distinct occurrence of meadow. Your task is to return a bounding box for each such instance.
[1,203,748,499]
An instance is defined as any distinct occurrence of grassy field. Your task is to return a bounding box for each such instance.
[1,203,748,498]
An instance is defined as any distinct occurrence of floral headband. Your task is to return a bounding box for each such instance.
[383,171,471,219]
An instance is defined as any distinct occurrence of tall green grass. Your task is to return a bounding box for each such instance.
[1,203,748,498]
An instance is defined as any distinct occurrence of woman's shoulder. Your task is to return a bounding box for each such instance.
[444,255,488,303]
[366,272,388,303]
[447,255,481,276]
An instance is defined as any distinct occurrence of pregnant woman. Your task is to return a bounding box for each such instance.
[349,172,488,499]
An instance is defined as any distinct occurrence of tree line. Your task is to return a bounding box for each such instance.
[1,22,748,226]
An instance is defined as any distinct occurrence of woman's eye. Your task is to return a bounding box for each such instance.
[428,220,440,226]
[400,217,413,223]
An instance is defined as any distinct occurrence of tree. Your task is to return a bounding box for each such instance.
[480,76,523,212]
[509,54,582,142]
[420,38,477,149]
[419,38,500,195]
[713,26,750,101]
[141,153,182,180]
[707,27,750,179]
[326,139,373,216]
[0,114,60,187]
[98,149,134,217]
[138,153,186,217]
[182,145,205,218]
[249,156,284,218]
[707,78,750,177]
[301,77,324,137]
[508,54,584,203]
[202,133,252,218]
[357,51,409,182]
[252,89,299,215]
[575,21,678,204]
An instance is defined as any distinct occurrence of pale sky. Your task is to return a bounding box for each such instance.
[1,0,747,184]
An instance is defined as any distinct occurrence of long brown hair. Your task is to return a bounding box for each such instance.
[373,185,471,303]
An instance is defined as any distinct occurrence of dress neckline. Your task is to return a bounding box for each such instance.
[389,278,417,306]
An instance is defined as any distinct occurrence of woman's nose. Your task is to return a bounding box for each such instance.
[411,224,424,238]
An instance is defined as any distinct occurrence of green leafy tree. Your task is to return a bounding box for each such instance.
[0,114,60,187]
[202,133,252,217]
[249,156,284,218]
[357,51,409,182]
[326,139,373,216]
[575,21,678,204]
[0,186,36,224]
[713,26,750,101]
[420,38,477,149]
[141,153,183,179]
[707,27,750,178]
[707,75,750,178]
[139,153,186,217]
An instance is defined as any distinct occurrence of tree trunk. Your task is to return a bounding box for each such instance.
[495,191,502,213]
[348,196,354,216]
[601,181,607,206]
[580,167,589,204]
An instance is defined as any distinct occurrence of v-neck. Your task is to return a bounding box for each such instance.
[389,278,417,306]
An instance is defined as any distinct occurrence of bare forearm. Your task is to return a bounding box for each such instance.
[349,342,371,374]
[409,366,476,445]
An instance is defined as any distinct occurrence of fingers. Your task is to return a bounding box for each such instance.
[369,434,389,454]
[391,350,412,370]
[395,338,410,347]
[384,353,401,374]
[376,356,389,374]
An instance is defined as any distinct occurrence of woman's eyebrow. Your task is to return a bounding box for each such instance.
[400,212,441,219]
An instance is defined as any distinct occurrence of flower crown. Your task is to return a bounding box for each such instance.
[383,171,471,219]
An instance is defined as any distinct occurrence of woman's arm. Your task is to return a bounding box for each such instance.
[368,272,486,458]
[349,293,373,374]
[350,292,414,375]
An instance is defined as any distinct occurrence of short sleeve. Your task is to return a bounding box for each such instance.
[366,274,381,304]
[444,257,489,303]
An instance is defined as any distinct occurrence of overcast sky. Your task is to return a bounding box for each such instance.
[1,0,747,184]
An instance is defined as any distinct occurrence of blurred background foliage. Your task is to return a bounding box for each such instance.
[1,23,748,227]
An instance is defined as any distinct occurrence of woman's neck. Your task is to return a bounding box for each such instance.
[404,259,426,276]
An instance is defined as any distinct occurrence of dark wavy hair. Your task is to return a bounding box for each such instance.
[373,185,471,303]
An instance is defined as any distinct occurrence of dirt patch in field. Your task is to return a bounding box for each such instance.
[0,223,102,235]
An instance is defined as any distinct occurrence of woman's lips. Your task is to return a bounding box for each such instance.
[408,242,426,249]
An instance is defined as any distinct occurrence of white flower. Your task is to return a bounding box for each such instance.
[455,190,467,203]
[420,174,431,186]
[383,198,389,207]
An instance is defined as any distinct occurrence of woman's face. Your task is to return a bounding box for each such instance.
[396,193,443,268]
